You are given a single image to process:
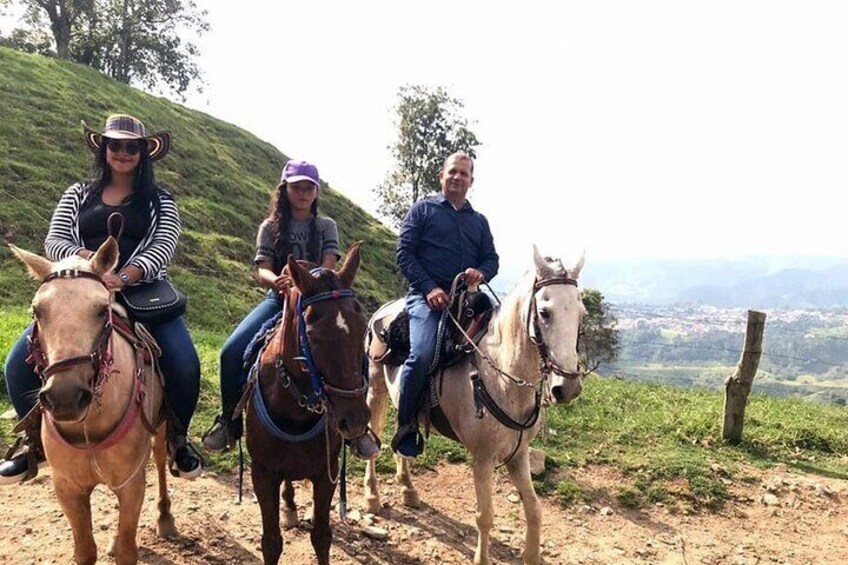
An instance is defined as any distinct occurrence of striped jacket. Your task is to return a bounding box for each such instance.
[44,181,181,282]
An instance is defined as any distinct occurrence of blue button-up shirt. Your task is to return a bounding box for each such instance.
[397,193,499,295]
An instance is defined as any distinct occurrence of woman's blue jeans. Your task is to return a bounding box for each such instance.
[4,316,201,433]
[217,291,283,413]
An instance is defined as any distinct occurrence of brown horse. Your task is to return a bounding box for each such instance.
[10,237,174,565]
[245,242,370,565]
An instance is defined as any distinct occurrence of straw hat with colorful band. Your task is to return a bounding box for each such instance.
[82,114,171,161]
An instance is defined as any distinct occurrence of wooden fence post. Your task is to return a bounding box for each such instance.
[722,310,767,444]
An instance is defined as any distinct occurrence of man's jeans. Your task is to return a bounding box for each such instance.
[397,292,441,427]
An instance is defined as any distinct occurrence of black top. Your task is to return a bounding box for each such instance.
[78,193,151,270]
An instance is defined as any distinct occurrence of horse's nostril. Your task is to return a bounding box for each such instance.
[39,390,52,412]
[551,386,565,403]
[77,388,93,410]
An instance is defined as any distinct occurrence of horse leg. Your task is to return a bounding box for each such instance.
[505,451,542,565]
[472,459,496,565]
[54,478,97,565]
[310,474,336,565]
[281,479,299,529]
[364,368,389,513]
[108,471,146,565]
[252,465,283,565]
[154,426,176,537]
[396,452,420,508]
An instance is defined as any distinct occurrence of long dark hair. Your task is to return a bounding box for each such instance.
[268,180,320,272]
[89,139,161,214]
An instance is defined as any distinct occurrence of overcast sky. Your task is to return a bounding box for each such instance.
[6,1,848,278]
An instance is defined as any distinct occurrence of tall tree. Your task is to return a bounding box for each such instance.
[2,0,208,95]
[578,289,620,373]
[374,85,480,228]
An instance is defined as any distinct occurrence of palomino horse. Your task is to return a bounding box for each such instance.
[10,237,174,565]
[245,243,370,565]
[364,247,586,565]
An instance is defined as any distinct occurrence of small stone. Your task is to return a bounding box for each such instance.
[0,409,17,420]
[347,509,362,523]
[599,506,614,516]
[362,526,389,541]
[761,493,780,506]
[218,511,229,521]
[24,527,33,535]
[499,526,514,534]
[507,494,520,503]
[528,447,546,476]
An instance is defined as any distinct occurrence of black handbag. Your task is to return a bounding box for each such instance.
[117,278,187,325]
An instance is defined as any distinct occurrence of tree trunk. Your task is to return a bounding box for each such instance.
[722,310,767,444]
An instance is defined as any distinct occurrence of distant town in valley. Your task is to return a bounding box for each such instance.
[603,303,848,405]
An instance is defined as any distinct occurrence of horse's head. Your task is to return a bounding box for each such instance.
[286,242,370,439]
[10,237,119,422]
[530,245,586,405]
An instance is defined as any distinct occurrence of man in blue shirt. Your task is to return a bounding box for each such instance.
[393,152,499,457]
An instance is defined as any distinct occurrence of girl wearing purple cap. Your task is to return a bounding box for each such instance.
[202,160,354,452]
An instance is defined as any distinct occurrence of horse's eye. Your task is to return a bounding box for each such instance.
[539,308,551,321]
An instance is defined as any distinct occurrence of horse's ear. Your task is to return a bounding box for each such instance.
[287,254,318,295]
[89,237,119,276]
[533,244,555,279]
[9,244,52,280]
[337,241,362,288]
[570,251,586,280]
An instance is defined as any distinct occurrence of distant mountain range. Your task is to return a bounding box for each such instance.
[575,256,848,308]
[492,256,848,308]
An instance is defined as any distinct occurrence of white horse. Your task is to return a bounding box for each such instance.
[364,246,586,565]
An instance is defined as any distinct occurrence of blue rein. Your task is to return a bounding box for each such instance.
[253,280,358,443]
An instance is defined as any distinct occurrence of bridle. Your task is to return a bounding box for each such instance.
[293,286,369,412]
[27,269,115,393]
[526,275,583,381]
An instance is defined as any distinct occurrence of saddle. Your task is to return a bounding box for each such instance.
[367,287,494,373]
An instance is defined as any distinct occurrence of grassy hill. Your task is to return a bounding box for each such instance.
[0,46,403,331]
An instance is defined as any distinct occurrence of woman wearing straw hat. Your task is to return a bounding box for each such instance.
[0,114,203,483]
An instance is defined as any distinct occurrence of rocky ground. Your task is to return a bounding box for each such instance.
[1,461,846,564]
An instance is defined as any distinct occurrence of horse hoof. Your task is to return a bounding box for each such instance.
[157,515,177,538]
[402,489,420,508]
[364,495,381,515]
[282,509,299,530]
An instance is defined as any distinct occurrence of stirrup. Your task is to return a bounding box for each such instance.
[390,423,425,457]
[2,433,45,483]
[168,438,204,480]
[350,427,381,460]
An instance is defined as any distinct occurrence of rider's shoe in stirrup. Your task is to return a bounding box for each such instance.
[0,437,47,485]
[201,414,241,453]
[391,423,425,459]
[169,437,203,480]
[350,430,381,460]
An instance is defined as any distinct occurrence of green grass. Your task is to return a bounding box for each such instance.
[531,374,848,511]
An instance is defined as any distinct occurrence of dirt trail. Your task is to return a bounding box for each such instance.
[1,461,846,564]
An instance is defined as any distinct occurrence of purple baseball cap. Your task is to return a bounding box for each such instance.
[280,160,320,187]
